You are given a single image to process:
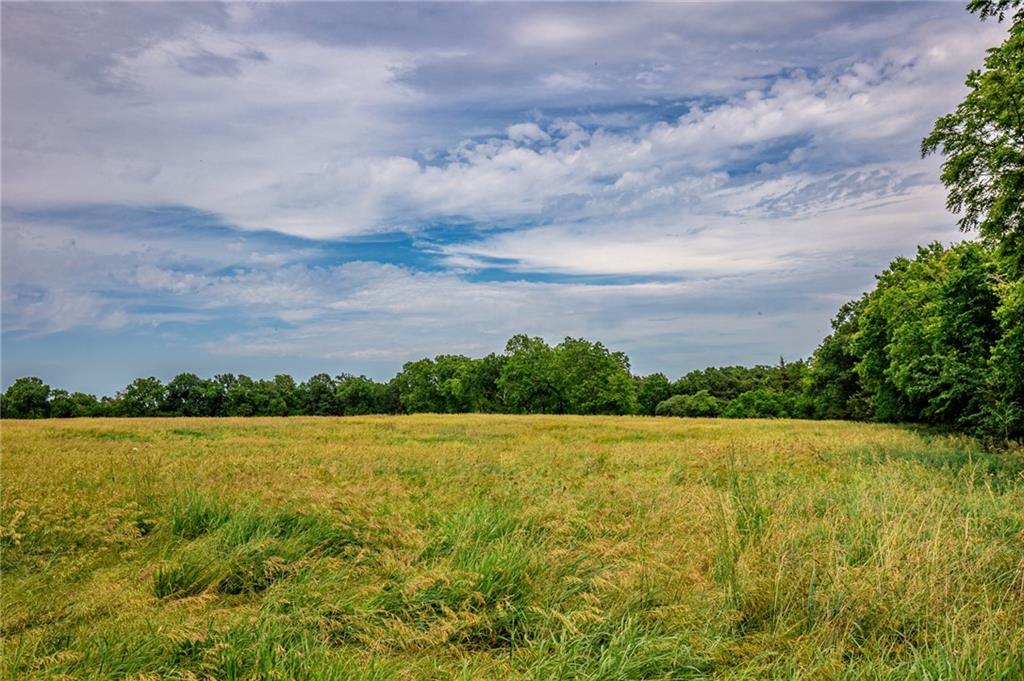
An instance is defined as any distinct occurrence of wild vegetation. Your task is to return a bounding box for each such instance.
[2,415,1022,679]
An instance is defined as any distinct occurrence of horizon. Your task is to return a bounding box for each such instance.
[1,1,1009,395]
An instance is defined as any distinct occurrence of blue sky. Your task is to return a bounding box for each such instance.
[1,2,1009,394]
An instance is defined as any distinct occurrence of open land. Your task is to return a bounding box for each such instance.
[2,415,1023,679]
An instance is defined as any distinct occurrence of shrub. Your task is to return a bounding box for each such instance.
[655,390,722,417]
[722,389,790,418]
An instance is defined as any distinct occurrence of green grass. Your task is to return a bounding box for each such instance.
[1,415,1022,679]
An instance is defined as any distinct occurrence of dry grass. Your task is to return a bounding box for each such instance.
[1,415,1022,679]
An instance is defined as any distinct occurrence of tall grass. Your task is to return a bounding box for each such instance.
[1,415,1021,678]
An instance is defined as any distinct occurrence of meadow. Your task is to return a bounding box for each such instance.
[1,415,1022,680]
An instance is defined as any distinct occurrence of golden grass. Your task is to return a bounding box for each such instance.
[1,415,1022,679]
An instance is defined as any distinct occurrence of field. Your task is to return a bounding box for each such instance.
[1,415,1023,680]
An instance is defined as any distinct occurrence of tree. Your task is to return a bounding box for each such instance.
[48,390,103,417]
[805,298,872,420]
[116,377,166,417]
[457,354,507,412]
[498,335,563,413]
[70,392,104,417]
[673,365,773,401]
[635,373,672,415]
[335,374,385,415]
[852,252,923,422]
[163,373,222,416]
[922,7,1024,273]
[656,390,721,417]
[270,374,300,415]
[722,389,789,418]
[967,0,1022,22]
[48,389,76,418]
[850,242,1008,431]
[554,337,637,415]
[391,358,444,413]
[298,373,340,416]
[224,375,257,416]
[987,276,1024,437]
[2,377,51,418]
[769,357,808,394]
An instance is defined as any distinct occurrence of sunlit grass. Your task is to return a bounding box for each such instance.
[2,415,1022,679]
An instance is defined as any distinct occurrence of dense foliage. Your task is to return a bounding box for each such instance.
[0,337,809,421]
[805,242,1023,439]
[923,0,1024,274]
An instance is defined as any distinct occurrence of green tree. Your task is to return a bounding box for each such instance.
[390,355,487,413]
[674,365,773,401]
[656,390,721,417]
[635,373,672,416]
[224,375,257,416]
[853,243,1004,430]
[391,358,444,413]
[988,277,1024,437]
[923,6,1024,273]
[70,392,104,417]
[48,389,76,418]
[723,389,789,418]
[335,374,385,415]
[967,0,1021,22]
[498,335,563,413]
[271,375,300,415]
[853,253,923,422]
[554,337,637,415]
[116,377,166,417]
[806,298,872,420]
[163,373,222,416]
[298,374,340,416]
[458,354,507,412]
[1,377,51,418]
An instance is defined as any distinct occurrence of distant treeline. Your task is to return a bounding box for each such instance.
[0,335,810,421]
[3,242,1021,441]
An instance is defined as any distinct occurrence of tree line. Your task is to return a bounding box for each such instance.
[2,0,1021,440]
[0,336,810,421]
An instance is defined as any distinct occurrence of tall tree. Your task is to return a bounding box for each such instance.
[922,4,1024,273]
[298,374,340,416]
[554,337,637,415]
[1,377,51,419]
[635,373,672,416]
[116,377,166,417]
[335,374,385,416]
[498,335,563,414]
[805,298,871,420]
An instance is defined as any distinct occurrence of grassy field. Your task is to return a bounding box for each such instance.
[1,415,1022,680]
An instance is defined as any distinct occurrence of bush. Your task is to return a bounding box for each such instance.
[655,390,722,417]
[722,389,790,418]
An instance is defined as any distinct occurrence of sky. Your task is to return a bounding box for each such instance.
[0,2,1010,395]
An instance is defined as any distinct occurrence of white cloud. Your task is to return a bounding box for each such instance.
[3,6,1003,240]
[506,122,551,143]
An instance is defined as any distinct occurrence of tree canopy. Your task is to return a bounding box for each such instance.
[923,2,1024,273]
